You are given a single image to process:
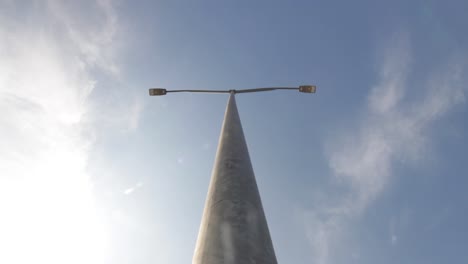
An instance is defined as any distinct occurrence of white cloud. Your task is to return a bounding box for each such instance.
[46,0,120,74]
[0,1,122,264]
[303,32,467,264]
[101,95,145,133]
[123,181,143,195]
[124,187,135,195]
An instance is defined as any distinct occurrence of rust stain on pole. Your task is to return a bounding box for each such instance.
[193,94,278,264]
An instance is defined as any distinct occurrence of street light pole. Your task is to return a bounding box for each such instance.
[149,86,316,264]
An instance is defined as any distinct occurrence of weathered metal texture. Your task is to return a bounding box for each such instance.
[193,94,278,264]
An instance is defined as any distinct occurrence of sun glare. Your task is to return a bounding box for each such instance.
[0,1,121,263]
[0,140,108,264]
[0,36,108,264]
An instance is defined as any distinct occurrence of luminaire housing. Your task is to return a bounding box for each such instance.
[149,88,167,96]
[299,85,316,93]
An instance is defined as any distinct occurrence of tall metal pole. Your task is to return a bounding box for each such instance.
[193,92,277,264]
[149,85,316,264]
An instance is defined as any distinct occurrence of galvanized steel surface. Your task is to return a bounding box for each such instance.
[193,94,278,264]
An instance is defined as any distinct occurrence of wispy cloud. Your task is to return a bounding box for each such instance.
[123,181,143,195]
[46,0,120,74]
[96,94,145,133]
[303,32,466,264]
[0,1,122,263]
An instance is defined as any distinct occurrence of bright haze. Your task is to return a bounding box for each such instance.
[1,1,467,264]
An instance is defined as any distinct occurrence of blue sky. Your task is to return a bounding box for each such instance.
[1,0,467,263]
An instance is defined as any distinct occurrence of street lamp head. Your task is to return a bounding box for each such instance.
[149,86,316,96]
[149,88,167,96]
[299,85,316,93]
